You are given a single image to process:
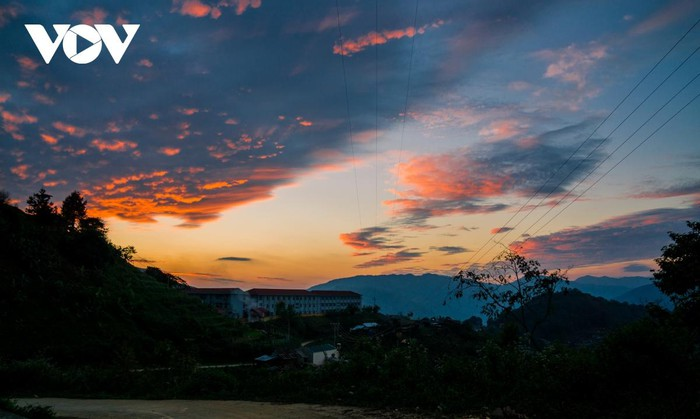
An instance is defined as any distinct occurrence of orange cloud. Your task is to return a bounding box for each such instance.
[178,107,199,115]
[159,147,181,156]
[17,56,39,71]
[478,119,526,142]
[53,121,87,137]
[333,19,444,56]
[173,0,261,19]
[2,110,37,125]
[11,164,29,180]
[72,7,107,25]
[0,92,10,103]
[537,43,607,90]
[91,138,138,152]
[299,120,313,127]
[40,133,58,145]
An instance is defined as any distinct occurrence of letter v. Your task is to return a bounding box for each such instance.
[25,24,70,64]
[95,24,140,64]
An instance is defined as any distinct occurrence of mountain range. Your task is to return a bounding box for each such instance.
[310,273,672,320]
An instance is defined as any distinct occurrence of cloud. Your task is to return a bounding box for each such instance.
[138,59,154,68]
[478,119,527,142]
[172,0,261,19]
[0,92,10,103]
[217,256,253,262]
[159,147,181,156]
[536,43,607,90]
[72,7,108,25]
[11,164,29,180]
[431,246,469,255]
[512,205,700,269]
[339,226,403,252]
[16,56,39,71]
[387,123,604,224]
[355,249,425,269]
[629,181,700,200]
[629,0,699,36]
[91,139,138,152]
[333,20,445,56]
[257,276,292,282]
[0,3,22,27]
[52,121,87,137]
[490,227,514,235]
[623,263,653,273]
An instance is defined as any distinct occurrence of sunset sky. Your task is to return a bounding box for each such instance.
[1,0,699,288]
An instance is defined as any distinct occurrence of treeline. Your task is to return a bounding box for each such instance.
[0,189,257,368]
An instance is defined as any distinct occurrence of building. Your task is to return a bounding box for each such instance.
[247,289,361,317]
[187,287,248,319]
[187,287,361,320]
[300,344,338,366]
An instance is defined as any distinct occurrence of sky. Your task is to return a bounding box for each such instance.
[1,0,699,289]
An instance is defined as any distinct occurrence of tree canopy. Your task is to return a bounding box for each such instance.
[653,220,700,319]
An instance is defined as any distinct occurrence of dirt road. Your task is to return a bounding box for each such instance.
[15,398,434,418]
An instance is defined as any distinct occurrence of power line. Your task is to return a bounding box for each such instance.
[512,72,700,249]
[375,0,380,228]
[482,44,700,260]
[455,16,700,273]
[335,0,363,229]
[391,0,420,213]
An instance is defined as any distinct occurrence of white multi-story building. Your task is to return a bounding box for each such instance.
[188,287,361,320]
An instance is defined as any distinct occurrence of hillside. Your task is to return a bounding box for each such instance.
[491,289,649,344]
[312,273,668,320]
[0,202,247,367]
[311,274,485,320]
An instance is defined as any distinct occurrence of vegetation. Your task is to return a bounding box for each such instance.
[1,188,698,418]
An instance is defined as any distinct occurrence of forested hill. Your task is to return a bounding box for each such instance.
[0,201,244,367]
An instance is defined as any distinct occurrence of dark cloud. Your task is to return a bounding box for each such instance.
[387,122,604,225]
[512,205,700,268]
[490,227,514,235]
[630,180,700,200]
[355,248,425,269]
[431,245,469,255]
[217,256,253,262]
[0,1,575,228]
[623,263,653,273]
[339,226,403,253]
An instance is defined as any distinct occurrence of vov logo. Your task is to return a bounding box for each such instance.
[25,24,140,64]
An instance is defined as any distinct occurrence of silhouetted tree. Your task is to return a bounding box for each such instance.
[452,250,568,345]
[0,190,9,205]
[26,188,58,223]
[653,221,700,320]
[61,190,88,232]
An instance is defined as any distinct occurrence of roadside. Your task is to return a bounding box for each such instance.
[14,399,436,419]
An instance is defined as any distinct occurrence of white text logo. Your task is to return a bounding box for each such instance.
[25,24,140,64]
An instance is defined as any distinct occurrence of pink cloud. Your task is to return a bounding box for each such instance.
[91,138,138,152]
[478,119,527,142]
[630,0,699,36]
[11,164,29,180]
[138,59,153,68]
[536,43,607,90]
[159,147,181,156]
[72,7,108,25]
[354,249,424,269]
[334,19,445,56]
[40,133,59,145]
[0,3,22,27]
[52,121,87,137]
[2,110,38,125]
[0,92,10,103]
[17,56,40,71]
[172,0,261,19]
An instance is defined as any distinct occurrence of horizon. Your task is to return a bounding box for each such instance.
[1,1,699,289]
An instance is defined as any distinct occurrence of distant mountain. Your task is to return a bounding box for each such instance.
[567,276,652,300]
[312,274,671,320]
[615,284,673,308]
[310,274,484,320]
